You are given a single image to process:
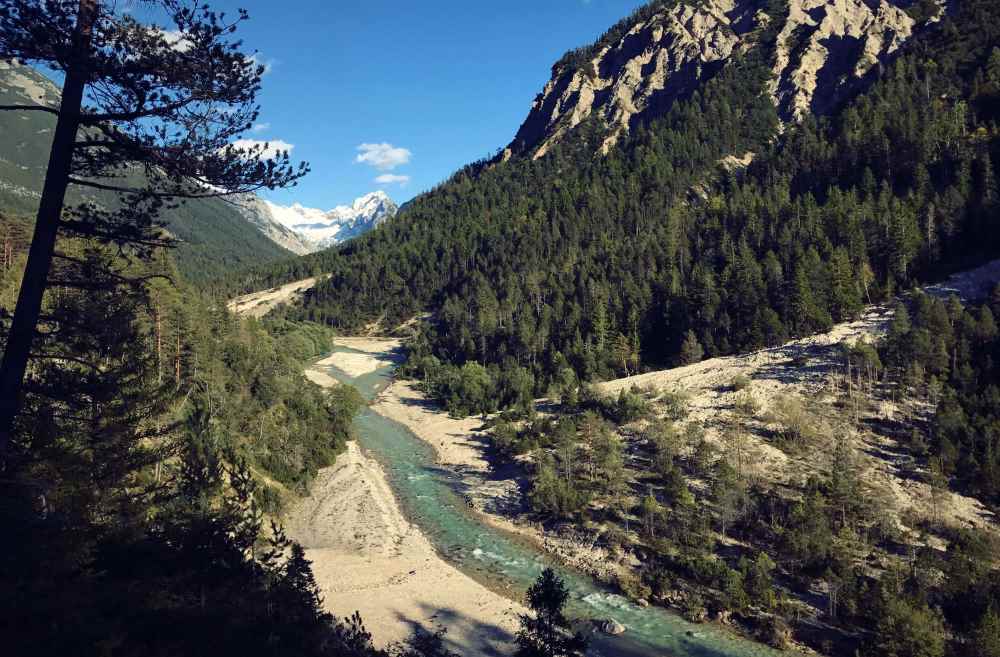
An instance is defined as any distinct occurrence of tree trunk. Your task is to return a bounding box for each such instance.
[2,231,11,271]
[154,300,162,384]
[175,333,181,387]
[0,0,97,458]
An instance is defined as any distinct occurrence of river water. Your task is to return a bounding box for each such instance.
[322,351,793,657]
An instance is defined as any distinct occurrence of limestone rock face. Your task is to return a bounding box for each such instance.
[0,59,60,107]
[770,0,915,120]
[505,0,924,160]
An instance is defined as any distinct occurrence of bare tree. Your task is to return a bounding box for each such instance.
[0,0,307,455]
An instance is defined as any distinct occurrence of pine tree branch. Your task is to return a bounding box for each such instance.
[80,96,212,124]
[0,104,59,114]
[51,250,167,282]
[28,352,102,373]
[58,221,176,251]
[66,176,269,199]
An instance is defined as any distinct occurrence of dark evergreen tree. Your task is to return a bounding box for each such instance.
[515,568,588,657]
[0,0,307,456]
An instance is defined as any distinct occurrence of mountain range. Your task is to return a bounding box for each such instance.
[240,192,398,255]
[236,0,998,378]
[0,61,393,278]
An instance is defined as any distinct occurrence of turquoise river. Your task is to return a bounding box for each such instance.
[321,348,796,657]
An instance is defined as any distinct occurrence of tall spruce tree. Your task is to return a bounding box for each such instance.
[515,568,587,657]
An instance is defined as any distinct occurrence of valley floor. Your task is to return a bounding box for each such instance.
[373,376,631,594]
[376,261,1000,537]
[286,343,522,656]
[360,261,1000,651]
[260,262,1000,654]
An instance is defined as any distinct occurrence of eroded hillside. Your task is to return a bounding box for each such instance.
[505,0,924,160]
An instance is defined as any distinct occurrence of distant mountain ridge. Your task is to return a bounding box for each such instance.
[247,191,398,255]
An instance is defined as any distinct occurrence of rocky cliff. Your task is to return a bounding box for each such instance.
[771,0,916,120]
[504,0,925,160]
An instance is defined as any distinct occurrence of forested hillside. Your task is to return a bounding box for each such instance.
[238,0,1000,407]
[2,214,359,506]
[483,288,1000,656]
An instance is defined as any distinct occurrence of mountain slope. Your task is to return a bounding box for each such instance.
[251,0,999,394]
[0,61,294,284]
[505,0,920,160]
[233,195,319,256]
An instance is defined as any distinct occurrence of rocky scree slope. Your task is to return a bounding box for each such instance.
[505,0,922,160]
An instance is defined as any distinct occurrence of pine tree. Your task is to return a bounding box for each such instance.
[829,247,862,322]
[640,490,662,538]
[0,0,307,456]
[611,332,634,376]
[13,247,174,523]
[515,568,587,657]
[679,330,704,365]
[974,607,1000,657]
[590,287,608,354]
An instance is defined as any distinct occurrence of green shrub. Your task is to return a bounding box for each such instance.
[732,374,751,391]
[660,390,690,421]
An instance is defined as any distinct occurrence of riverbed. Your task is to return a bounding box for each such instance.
[299,341,796,657]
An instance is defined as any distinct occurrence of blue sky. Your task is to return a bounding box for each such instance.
[207,0,644,208]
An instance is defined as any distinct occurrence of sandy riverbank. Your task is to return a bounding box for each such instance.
[311,337,403,378]
[372,379,490,476]
[372,379,529,518]
[287,343,521,656]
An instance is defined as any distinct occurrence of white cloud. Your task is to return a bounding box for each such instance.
[160,29,192,52]
[231,139,294,160]
[251,122,270,133]
[142,27,191,52]
[375,174,410,186]
[355,142,411,171]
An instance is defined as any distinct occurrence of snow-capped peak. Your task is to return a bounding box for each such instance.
[258,192,398,253]
[264,200,329,229]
